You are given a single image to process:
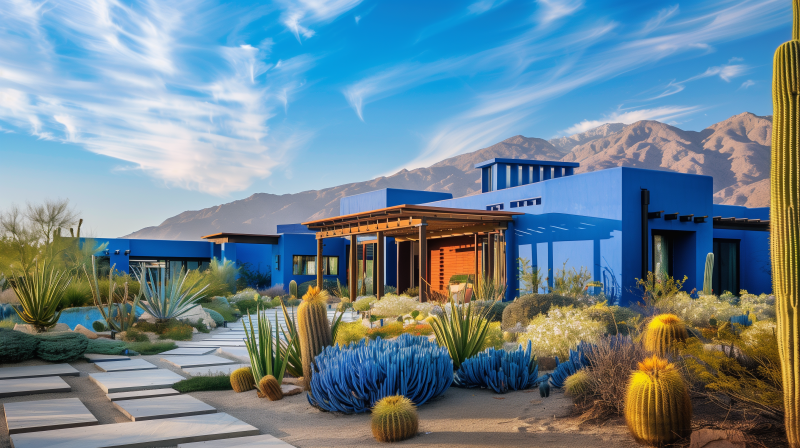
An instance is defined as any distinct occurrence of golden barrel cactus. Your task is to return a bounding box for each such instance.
[643,314,688,356]
[297,286,332,390]
[564,370,592,398]
[230,367,255,393]
[625,356,692,446]
[371,395,419,443]
[772,1,800,445]
[258,375,284,401]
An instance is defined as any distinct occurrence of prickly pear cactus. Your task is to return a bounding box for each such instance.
[772,3,800,444]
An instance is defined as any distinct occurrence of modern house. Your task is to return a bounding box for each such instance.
[89,158,771,306]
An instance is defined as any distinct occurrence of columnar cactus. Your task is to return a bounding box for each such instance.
[643,314,688,356]
[258,375,283,401]
[702,252,714,295]
[371,396,419,443]
[230,367,255,393]
[297,286,332,390]
[772,3,800,443]
[290,280,298,299]
[625,356,692,446]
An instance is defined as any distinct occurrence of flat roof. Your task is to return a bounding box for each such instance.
[200,233,280,244]
[474,158,580,169]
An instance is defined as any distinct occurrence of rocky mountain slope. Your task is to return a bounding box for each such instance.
[126,112,771,240]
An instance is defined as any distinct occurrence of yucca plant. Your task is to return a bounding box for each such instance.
[9,262,71,332]
[473,273,506,302]
[244,304,293,399]
[84,256,140,332]
[134,266,208,323]
[430,298,494,370]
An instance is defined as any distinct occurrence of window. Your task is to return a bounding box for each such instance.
[713,239,740,295]
[506,165,511,188]
[293,255,339,275]
[486,203,504,211]
[510,197,541,208]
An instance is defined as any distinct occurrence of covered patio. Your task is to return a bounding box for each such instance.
[302,204,521,302]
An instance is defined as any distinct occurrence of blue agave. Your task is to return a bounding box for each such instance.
[454,341,539,393]
[549,341,594,388]
[307,334,453,414]
[729,311,754,327]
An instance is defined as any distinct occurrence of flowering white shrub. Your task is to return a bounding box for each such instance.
[740,291,776,320]
[352,296,377,312]
[229,288,259,302]
[741,320,777,347]
[659,292,742,327]
[371,294,434,317]
[516,306,605,359]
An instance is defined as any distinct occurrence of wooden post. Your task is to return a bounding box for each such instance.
[376,232,384,300]
[418,220,428,302]
[316,237,323,290]
[474,233,480,282]
[487,233,495,282]
[349,235,357,303]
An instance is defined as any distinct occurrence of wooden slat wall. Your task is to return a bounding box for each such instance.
[428,236,476,294]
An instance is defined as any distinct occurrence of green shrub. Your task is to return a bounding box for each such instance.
[482,321,504,350]
[584,304,641,336]
[60,281,93,309]
[0,328,39,363]
[286,298,301,307]
[502,294,578,330]
[173,375,233,393]
[205,305,235,322]
[92,320,108,332]
[204,308,225,326]
[0,319,17,329]
[159,322,193,340]
[353,296,377,312]
[335,321,368,346]
[471,300,509,322]
[190,318,211,333]
[85,338,127,355]
[35,332,89,362]
[235,298,258,314]
[403,287,419,297]
[123,328,149,342]
[125,341,177,355]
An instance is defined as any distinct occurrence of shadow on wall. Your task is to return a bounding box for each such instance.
[515,213,623,305]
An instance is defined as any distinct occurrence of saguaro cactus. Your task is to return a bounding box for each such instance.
[702,252,714,295]
[297,286,332,390]
[772,2,800,445]
[290,280,298,299]
[625,356,692,446]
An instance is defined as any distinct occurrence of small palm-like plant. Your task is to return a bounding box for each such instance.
[135,266,208,323]
[244,304,293,399]
[9,262,71,332]
[85,256,141,332]
[430,298,494,370]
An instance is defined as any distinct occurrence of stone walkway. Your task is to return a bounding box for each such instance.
[0,319,296,448]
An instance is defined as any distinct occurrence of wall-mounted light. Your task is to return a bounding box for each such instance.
[124,250,131,255]
[104,249,109,255]
[114,250,120,255]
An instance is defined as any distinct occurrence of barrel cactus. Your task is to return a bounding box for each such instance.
[564,370,592,398]
[230,367,255,393]
[772,2,800,445]
[290,280,298,299]
[371,395,419,443]
[643,314,688,356]
[625,356,692,446]
[258,375,283,401]
[702,252,714,295]
[454,340,539,393]
[35,332,88,362]
[308,334,452,413]
[297,286,332,390]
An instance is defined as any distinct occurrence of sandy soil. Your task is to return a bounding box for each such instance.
[0,326,639,448]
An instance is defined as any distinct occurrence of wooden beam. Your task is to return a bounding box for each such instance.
[376,231,384,300]
[394,223,507,241]
[419,220,427,302]
[349,235,357,303]
[316,219,423,239]
[316,237,323,290]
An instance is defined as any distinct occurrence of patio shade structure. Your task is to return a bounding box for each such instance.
[302,204,521,302]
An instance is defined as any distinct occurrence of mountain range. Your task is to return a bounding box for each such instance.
[125,112,772,240]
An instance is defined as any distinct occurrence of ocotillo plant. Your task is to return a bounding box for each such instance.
[702,252,714,295]
[772,1,800,445]
[297,286,332,390]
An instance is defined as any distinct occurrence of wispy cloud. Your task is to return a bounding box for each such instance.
[557,105,702,136]
[648,59,750,99]
[740,79,756,89]
[0,0,322,195]
[278,0,362,41]
[344,0,787,172]
[415,0,510,42]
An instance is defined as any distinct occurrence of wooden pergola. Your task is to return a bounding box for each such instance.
[302,204,521,302]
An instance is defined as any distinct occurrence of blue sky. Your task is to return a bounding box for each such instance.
[0,0,791,237]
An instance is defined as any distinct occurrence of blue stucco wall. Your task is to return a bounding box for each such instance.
[712,205,771,295]
[339,188,453,215]
[87,238,215,273]
[235,243,272,275]
[272,233,348,290]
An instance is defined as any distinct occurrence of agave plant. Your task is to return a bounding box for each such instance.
[9,262,71,332]
[244,304,293,389]
[430,298,494,370]
[134,265,208,322]
[473,273,506,302]
[84,256,141,332]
